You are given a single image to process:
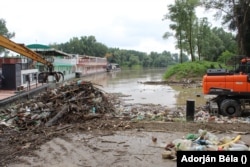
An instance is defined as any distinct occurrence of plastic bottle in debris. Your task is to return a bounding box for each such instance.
[198,129,218,144]
[206,145,220,151]
[207,132,218,144]
[195,139,212,145]
[92,107,96,114]
[227,143,249,151]
[198,129,207,138]
[77,80,82,85]
[172,139,192,151]
[245,116,250,121]
[191,145,207,151]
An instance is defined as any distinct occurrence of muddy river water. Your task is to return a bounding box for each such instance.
[83,68,177,107]
[82,68,206,108]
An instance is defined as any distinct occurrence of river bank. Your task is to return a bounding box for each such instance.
[1,79,250,166]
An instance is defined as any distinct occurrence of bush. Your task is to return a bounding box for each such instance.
[163,61,224,80]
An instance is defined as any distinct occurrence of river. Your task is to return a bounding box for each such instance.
[81,68,178,108]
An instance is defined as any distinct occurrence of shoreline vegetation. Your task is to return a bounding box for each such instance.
[163,61,226,82]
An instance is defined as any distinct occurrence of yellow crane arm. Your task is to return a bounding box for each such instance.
[0,35,64,83]
[0,35,52,67]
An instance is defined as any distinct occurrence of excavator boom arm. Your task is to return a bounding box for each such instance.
[0,35,64,83]
[0,35,52,67]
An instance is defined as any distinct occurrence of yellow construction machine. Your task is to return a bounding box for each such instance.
[0,35,63,83]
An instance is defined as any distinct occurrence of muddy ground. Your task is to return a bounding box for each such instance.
[1,81,250,167]
[1,119,250,167]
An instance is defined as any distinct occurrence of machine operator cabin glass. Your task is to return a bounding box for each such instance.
[246,62,250,73]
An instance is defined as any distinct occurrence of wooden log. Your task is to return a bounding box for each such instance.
[45,105,68,127]
[49,87,79,100]
[83,114,102,120]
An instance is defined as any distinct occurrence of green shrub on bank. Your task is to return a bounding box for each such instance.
[163,61,224,80]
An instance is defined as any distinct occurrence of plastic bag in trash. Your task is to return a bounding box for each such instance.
[198,129,219,145]
[172,139,192,151]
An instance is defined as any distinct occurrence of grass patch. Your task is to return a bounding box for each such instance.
[163,61,225,81]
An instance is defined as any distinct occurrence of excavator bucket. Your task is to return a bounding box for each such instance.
[54,72,64,82]
[38,72,64,83]
[0,35,64,84]
[38,72,48,83]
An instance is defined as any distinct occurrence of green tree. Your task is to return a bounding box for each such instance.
[212,27,237,54]
[142,56,152,67]
[201,0,250,56]
[160,51,175,66]
[0,18,15,55]
[195,18,211,60]
[182,0,199,61]
[154,55,169,67]
[51,35,108,57]
[171,53,179,63]
[217,50,235,64]
[164,0,199,62]
[128,55,139,67]
[204,31,224,61]
[164,0,186,63]
[203,28,237,61]
[149,52,160,66]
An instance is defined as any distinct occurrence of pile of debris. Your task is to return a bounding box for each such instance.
[162,129,250,160]
[1,79,250,131]
[0,80,115,130]
[195,110,250,124]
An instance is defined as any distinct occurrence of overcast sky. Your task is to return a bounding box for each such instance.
[0,0,221,54]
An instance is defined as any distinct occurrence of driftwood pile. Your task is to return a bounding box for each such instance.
[0,81,115,130]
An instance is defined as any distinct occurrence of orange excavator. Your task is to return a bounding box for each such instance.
[0,35,64,83]
[202,56,250,117]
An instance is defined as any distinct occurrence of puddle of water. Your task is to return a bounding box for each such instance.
[171,85,207,108]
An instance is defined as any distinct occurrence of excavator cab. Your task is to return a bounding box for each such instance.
[226,55,250,74]
[237,57,250,74]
